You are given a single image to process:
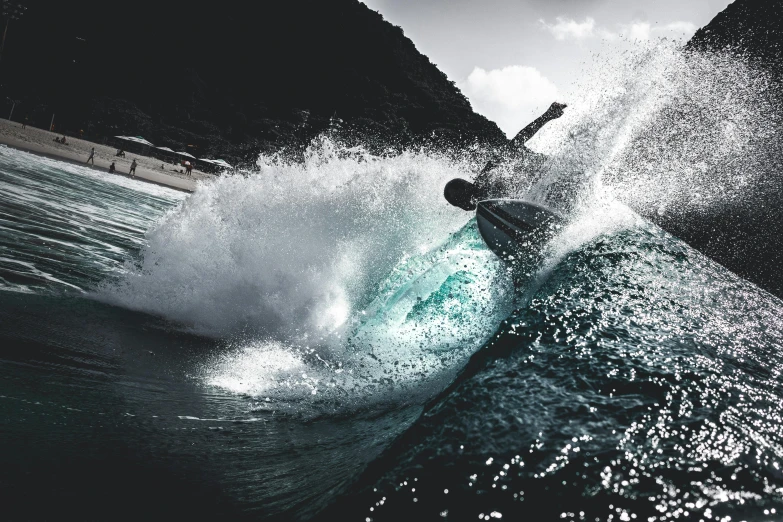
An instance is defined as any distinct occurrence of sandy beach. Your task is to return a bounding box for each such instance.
[0,119,215,192]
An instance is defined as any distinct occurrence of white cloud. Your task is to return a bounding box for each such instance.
[625,22,652,41]
[459,65,559,138]
[540,17,698,42]
[539,17,596,41]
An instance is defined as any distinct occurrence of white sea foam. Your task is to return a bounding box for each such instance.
[99,143,516,404]
[102,144,481,337]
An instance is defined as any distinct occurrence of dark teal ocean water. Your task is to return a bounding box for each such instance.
[1,137,783,522]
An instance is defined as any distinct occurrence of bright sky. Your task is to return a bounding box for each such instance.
[361,0,733,137]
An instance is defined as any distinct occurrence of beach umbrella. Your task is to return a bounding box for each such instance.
[130,136,154,146]
[175,151,196,159]
[153,146,179,163]
[200,158,233,171]
[212,159,233,169]
[201,158,233,168]
[115,136,154,147]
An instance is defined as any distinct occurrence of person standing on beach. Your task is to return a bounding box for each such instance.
[129,159,137,177]
[86,147,95,164]
[109,162,116,174]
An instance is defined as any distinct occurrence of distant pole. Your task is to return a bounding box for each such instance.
[0,1,26,63]
[0,19,8,62]
[7,99,15,120]
[49,113,55,131]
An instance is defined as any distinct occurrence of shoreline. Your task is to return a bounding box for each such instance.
[0,119,214,193]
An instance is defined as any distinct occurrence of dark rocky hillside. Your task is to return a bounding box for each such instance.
[0,0,506,164]
[650,0,783,298]
[687,0,783,74]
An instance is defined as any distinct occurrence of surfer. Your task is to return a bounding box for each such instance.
[444,101,567,211]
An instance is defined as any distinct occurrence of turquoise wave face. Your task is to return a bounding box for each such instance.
[326,221,783,521]
[350,221,513,354]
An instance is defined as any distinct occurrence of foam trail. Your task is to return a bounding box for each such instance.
[100,146,476,338]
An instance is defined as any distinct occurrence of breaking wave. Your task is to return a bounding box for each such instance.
[97,42,780,406]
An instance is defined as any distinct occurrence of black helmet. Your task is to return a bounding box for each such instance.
[444,178,480,211]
